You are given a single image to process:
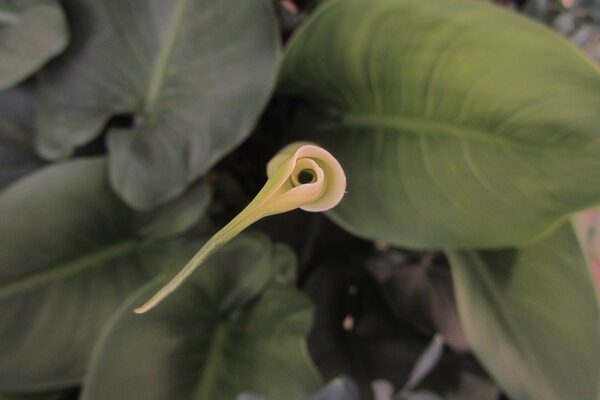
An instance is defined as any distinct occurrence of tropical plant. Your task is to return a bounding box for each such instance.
[0,0,599,400]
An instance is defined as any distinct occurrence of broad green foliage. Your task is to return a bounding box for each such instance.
[135,181,211,240]
[37,0,280,210]
[0,117,41,190]
[1,0,599,399]
[81,235,321,400]
[0,0,67,90]
[0,158,207,390]
[0,84,43,190]
[278,0,600,248]
[447,223,600,400]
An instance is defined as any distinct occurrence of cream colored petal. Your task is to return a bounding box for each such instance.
[134,141,346,313]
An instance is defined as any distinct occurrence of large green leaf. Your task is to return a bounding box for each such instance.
[0,0,67,90]
[37,0,280,210]
[0,158,206,391]
[278,0,600,248]
[446,223,600,400]
[81,234,321,400]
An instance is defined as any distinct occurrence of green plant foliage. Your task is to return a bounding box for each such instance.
[278,0,600,248]
[134,181,211,240]
[0,158,207,390]
[0,82,43,191]
[81,234,321,400]
[0,0,68,90]
[0,117,42,191]
[1,0,599,399]
[36,0,280,210]
[0,389,78,400]
[446,223,600,400]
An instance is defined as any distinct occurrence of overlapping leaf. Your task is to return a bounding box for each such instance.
[0,158,208,390]
[0,84,43,190]
[81,234,321,400]
[279,0,600,248]
[0,0,67,90]
[37,0,280,209]
[447,223,600,400]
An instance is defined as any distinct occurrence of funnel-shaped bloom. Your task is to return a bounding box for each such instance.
[134,142,346,313]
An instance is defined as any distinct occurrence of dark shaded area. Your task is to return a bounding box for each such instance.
[210,93,499,399]
[72,114,136,158]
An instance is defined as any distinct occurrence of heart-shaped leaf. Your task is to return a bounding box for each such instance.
[0,158,207,391]
[278,0,600,248]
[0,0,67,90]
[37,0,280,210]
[81,234,321,400]
[446,223,600,400]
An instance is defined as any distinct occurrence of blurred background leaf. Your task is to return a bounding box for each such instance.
[366,249,467,352]
[447,223,600,400]
[0,0,68,90]
[0,158,208,391]
[574,209,600,285]
[0,389,79,400]
[36,0,281,210]
[0,83,43,190]
[304,257,497,400]
[81,234,321,400]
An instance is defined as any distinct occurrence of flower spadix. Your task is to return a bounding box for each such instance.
[134,142,346,314]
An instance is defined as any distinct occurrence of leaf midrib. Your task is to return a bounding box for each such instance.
[144,0,190,113]
[338,113,591,154]
[0,239,140,299]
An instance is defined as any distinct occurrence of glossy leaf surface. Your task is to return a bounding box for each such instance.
[279,0,600,248]
[0,0,67,90]
[447,223,600,400]
[82,234,321,400]
[37,0,280,209]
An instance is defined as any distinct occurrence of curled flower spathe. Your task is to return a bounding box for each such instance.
[134,142,346,313]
